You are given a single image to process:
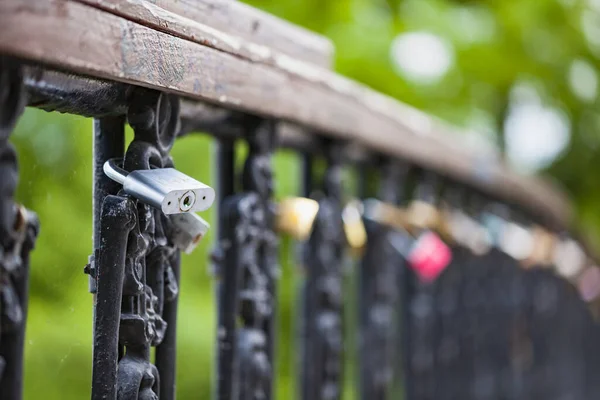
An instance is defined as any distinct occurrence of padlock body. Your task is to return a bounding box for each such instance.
[123,168,215,214]
[169,212,210,254]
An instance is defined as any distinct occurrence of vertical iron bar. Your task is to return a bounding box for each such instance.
[88,116,125,400]
[301,142,345,400]
[298,152,313,400]
[92,117,125,251]
[91,195,136,400]
[156,251,181,400]
[302,154,313,198]
[238,118,278,400]
[0,56,39,400]
[400,217,414,400]
[404,172,439,400]
[214,139,237,400]
[299,153,315,400]
[91,116,125,332]
[356,167,367,199]
[217,140,236,211]
[0,210,38,400]
[358,162,400,400]
[391,166,410,400]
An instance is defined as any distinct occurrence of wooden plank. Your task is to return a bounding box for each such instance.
[151,0,334,68]
[77,0,334,68]
[0,0,571,228]
[73,0,327,73]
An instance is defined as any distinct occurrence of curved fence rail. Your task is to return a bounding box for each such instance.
[1,1,600,399]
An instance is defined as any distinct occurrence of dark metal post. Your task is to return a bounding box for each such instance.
[358,161,401,400]
[390,166,409,400]
[301,142,346,400]
[213,138,238,400]
[156,251,181,400]
[92,117,125,254]
[0,207,38,400]
[91,195,136,400]
[0,56,39,400]
[298,152,313,400]
[217,140,236,208]
[240,118,278,399]
[302,154,313,198]
[404,172,439,400]
[213,116,279,400]
[91,116,125,323]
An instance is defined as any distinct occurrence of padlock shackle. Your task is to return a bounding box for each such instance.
[103,158,129,185]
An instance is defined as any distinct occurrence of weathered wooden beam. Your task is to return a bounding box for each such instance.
[76,0,334,68]
[0,0,571,228]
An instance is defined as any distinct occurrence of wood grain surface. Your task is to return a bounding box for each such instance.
[74,0,329,74]
[77,0,334,68]
[0,0,572,228]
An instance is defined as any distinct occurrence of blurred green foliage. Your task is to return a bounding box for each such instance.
[10,0,600,398]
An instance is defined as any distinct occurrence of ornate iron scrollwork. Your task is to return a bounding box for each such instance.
[0,56,40,400]
[213,117,277,400]
[89,88,181,400]
[301,144,346,400]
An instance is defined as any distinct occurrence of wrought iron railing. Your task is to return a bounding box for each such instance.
[1,1,600,399]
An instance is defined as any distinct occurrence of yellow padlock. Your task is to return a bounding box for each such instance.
[276,197,368,253]
[436,203,456,244]
[342,200,367,253]
[407,200,440,232]
[275,197,319,241]
[523,226,555,268]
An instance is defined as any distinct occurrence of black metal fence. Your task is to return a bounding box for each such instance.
[1,16,600,399]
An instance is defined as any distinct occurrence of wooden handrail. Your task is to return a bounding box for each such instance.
[0,0,572,228]
[76,0,335,68]
[75,0,334,69]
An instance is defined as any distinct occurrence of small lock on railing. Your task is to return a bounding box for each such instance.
[169,213,210,254]
[342,200,367,253]
[103,159,215,214]
[275,197,320,241]
[363,198,452,283]
[275,197,367,252]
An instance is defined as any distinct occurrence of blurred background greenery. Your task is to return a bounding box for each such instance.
[11,0,600,398]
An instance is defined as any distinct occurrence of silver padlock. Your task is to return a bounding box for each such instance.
[104,159,215,214]
[169,212,210,254]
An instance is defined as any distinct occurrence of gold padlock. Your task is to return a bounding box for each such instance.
[275,197,319,241]
[407,200,440,232]
[523,226,555,268]
[342,200,367,253]
[362,199,408,232]
[436,203,456,243]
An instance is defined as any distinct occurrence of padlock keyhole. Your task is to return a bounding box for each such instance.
[178,190,197,212]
